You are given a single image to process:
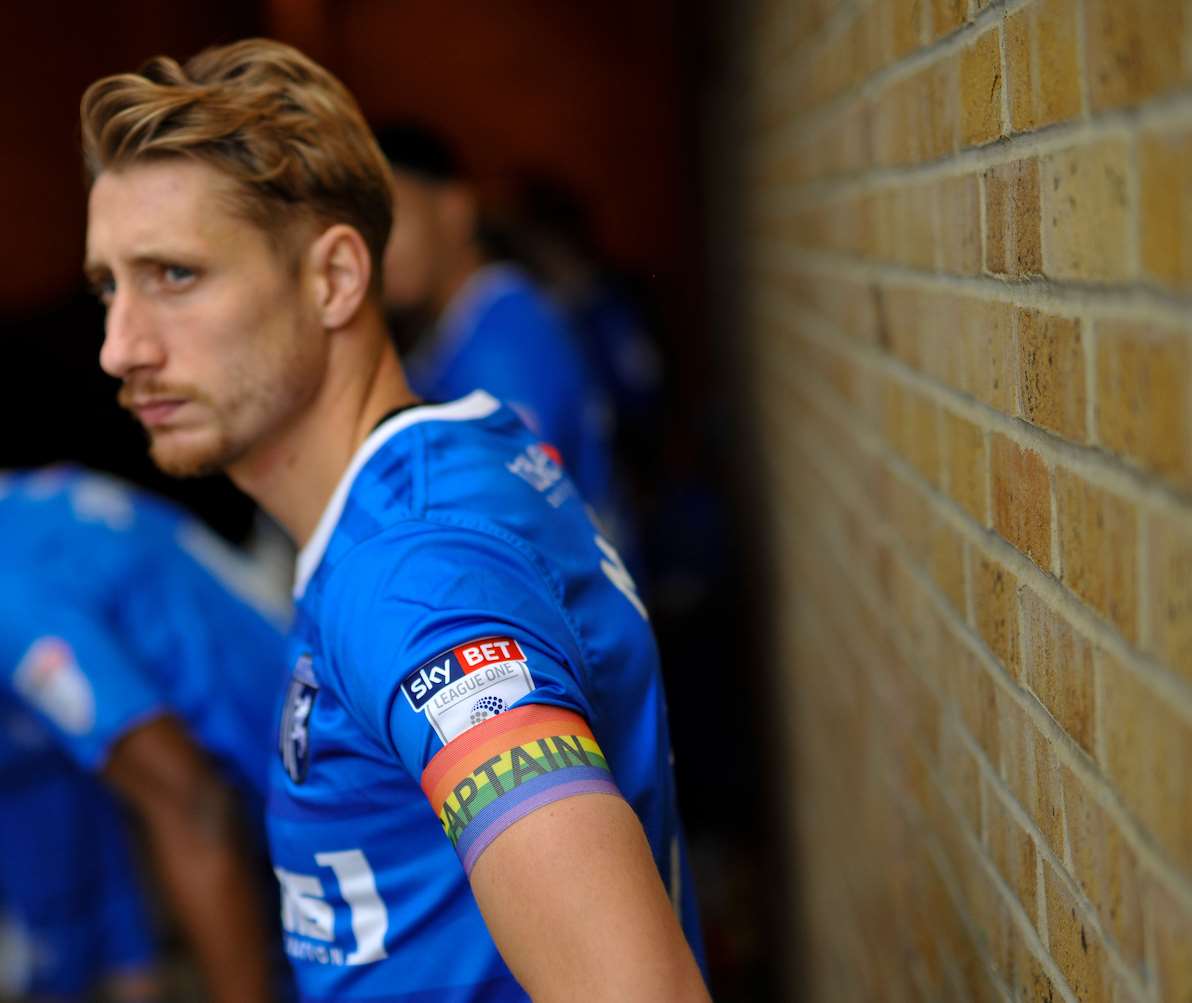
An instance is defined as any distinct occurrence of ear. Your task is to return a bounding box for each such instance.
[307,224,373,329]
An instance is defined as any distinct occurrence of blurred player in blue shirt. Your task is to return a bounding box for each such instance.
[82,40,708,1003]
[0,466,290,1002]
[0,703,157,1002]
[374,124,627,545]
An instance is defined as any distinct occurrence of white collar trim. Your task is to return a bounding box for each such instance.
[293,390,500,597]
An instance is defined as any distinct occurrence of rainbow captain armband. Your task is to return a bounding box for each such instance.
[420,704,620,874]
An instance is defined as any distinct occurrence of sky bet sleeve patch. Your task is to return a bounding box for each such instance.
[420,704,620,874]
[400,636,536,745]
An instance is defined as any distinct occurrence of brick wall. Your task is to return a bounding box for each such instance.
[713,1,1192,999]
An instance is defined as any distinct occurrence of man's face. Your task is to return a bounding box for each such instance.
[381,168,448,311]
[86,159,326,478]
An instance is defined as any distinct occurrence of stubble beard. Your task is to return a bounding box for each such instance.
[121,381,250,479]
[146,422,242,478]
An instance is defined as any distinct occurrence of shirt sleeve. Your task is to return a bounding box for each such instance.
[322,521,621,872]
[0,583,165,771]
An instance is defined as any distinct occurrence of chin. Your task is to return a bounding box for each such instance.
[147,427,239,479]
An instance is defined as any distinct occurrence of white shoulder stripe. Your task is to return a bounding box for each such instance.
[293,390,500,598]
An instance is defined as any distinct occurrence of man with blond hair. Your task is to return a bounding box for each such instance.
[81,39,708,1002]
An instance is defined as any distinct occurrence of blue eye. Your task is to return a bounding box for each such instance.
[92,277,116,304]
[163,265,195,284]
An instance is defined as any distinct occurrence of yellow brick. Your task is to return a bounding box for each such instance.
[879,286,923,368]
[960,298,1017,414]
[1140,127,1192,291]
[891,475,932,567]
[1017,308,1087,441]
[936,173,982,274]
[1040,140,1133,281]
[1095,320,1192,489]
[908,392,942,487]
[1003,919,1059,1002]
[973,552,1020,677]
[932,0,967,39]
[924,54,959,160]
[1000,692,1062,858]
[954,645,1001,764]
[889,0,924,62]
[1044,861,1112,1003]
[866,191,896,261]
[1059,764,1144,967]
[961,27,1005,148]
[931,519,967,619]
[1005,0,1081,133]
[941,722,982,831]
[1021,587,1095,755]
[1148,879,1192,1003]
[839,100,872,175]
[984,158,1043,276]
[1085,0,1187,112]
[1031,712,1066,856]
[1148,511,1192,684]
[991,434,1052,570]
[892,184,937,270]
[1099,649,1192,872]
[874,73,918,167]
[986,783,1037,920]
[863,0,894,76]
[1055,467,1139,640]
[943,410,988,524]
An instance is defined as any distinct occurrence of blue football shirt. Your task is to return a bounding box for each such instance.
[0,466,291,995]
[0,465,289,798]
[403,266,617,528]
[0,716,156,997]
[270,391,703,1002]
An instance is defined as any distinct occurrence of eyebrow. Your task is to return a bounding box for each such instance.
[84,250,204,281]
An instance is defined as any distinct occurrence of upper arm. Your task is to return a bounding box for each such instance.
[469,792,709,1003]
[103,715,239,841]
[325,530,706,996]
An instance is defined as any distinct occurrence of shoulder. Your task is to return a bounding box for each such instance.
[323,516,552,615]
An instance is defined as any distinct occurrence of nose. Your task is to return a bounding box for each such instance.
[99,288,165,379]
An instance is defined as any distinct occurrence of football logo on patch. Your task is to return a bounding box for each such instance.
[400,636,535,744]
[470,695,507,726]
[279,654,318,784]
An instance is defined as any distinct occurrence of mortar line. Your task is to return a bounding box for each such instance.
[955,725,1153,1003]
[752,242,1192,324]
[874,708,1083,1003]
[752,285,1192,513]
[783,376,1192,914]
[753,90,1192,203]
[762,0,1036,139]
[778,318,1192,719]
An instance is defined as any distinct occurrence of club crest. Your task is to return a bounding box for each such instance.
[280,654,318,784]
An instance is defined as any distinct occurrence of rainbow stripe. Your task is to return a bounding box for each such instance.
[421,704,619,873]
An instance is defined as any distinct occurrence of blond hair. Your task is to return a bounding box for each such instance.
[81,38,392,289]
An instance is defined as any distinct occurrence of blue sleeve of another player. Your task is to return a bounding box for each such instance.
[0,586,164,771]
[323,522,595,770]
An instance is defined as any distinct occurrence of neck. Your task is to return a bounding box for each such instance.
[227,313,418,549]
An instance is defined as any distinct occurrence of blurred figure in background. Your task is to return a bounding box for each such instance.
[507,174,664,474]
[0,466,290,1003]
[0,728,158,1002]
[375,124,632,549]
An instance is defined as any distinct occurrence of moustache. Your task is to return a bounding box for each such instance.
[116,381,205,410]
